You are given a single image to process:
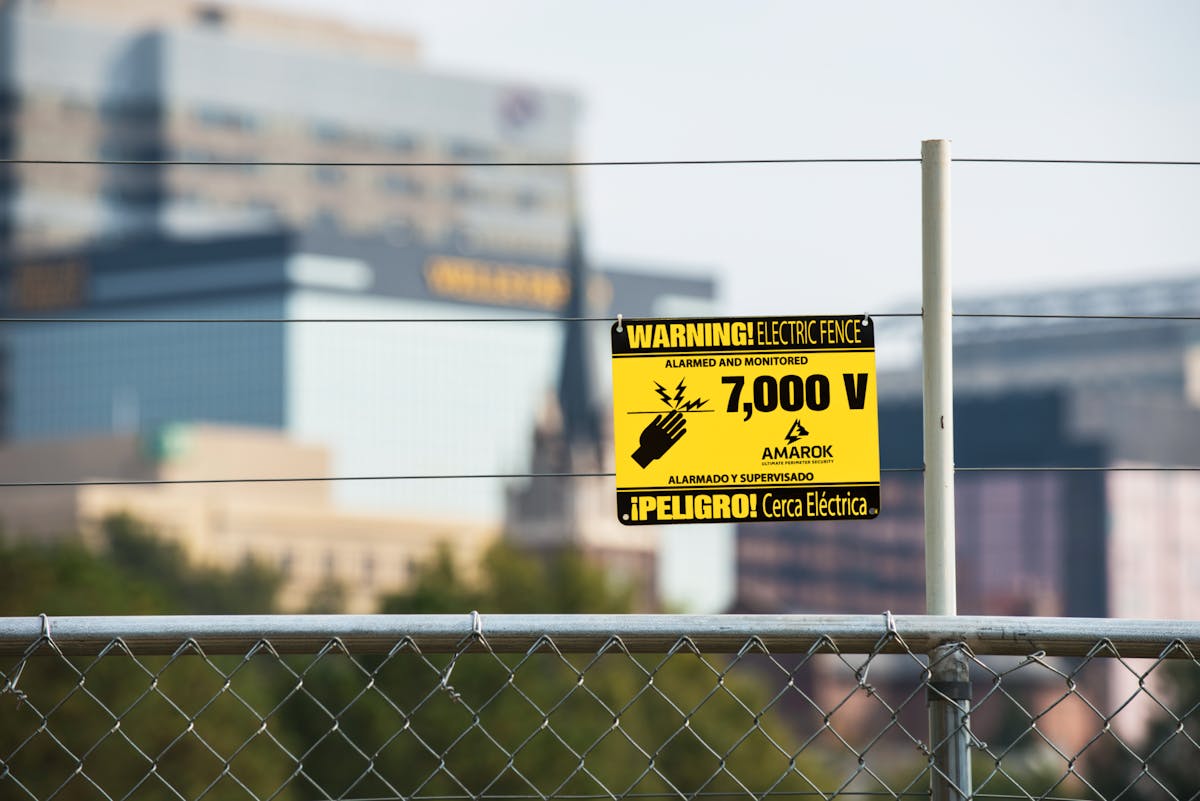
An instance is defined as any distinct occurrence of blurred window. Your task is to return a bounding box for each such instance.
[312,121,348,144]
[515,189,539,210]
[313,165,345,186]
[379,174,422,196]
[387,132,417,152]
[448,140,494,162]
[195,105,256,132]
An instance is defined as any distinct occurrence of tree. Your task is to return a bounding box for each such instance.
[279,541,839,799]
[1089,657,1200,798]
[0,515,291,799]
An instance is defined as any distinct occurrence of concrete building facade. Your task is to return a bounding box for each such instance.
[0,423,496,612]
[1,0,574,258]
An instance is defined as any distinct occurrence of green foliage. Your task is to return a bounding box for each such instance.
[0,512,280,616]
[1088,658,1200,798]
[0,514,291,798]
[305,577,348,614]
[271,540,840,797]
[381,541,633,615]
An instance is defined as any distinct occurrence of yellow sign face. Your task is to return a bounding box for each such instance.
[611,315,880,525]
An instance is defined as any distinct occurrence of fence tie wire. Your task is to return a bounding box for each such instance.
[0,615,47,709]
[440,611,485,704]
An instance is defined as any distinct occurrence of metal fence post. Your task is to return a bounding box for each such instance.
[922,138,971,799]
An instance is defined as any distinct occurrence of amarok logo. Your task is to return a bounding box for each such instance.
[784,419,809,443]
[764,421,831,461]
[762,443,833,460]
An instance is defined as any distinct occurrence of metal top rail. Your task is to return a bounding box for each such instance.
[2,613,1199,657]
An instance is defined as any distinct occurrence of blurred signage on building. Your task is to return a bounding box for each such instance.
[424,255,569,309]
[611,315,880,525]
[423,255,612,311]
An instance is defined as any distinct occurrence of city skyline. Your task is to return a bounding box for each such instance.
[2,0,1198,616]
[236,0,1200,318]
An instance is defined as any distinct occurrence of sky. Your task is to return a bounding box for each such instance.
[239,0,1200,319]
[235,0,1200,612]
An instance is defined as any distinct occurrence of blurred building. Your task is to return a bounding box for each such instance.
[0,227,715,523]
[734,275,1200,759]
[736,274,1200,620]
[0,423,496,612]
[0,0,724,607]
[505,226,660,607]
[0,0,573,258]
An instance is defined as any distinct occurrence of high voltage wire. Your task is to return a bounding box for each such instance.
[0,313,923,324]
[4,312,1198,324]
[0,472,615,488]
[957,157,1200,166]
[954,313,1200,321]
[6,157,1200,167]
[4,465,1199,488]
[2,157,919,167]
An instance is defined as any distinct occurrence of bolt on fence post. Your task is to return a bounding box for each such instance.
[922,138,971,799]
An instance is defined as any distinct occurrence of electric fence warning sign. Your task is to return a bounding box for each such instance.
[611,315,880,525]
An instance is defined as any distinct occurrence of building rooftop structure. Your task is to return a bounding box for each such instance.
[0,0,574,258]
[2,0,422,64]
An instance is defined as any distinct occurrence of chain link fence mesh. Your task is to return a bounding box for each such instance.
[1,615,1198,801]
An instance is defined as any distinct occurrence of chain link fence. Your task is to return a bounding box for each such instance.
[2,614,1199,801]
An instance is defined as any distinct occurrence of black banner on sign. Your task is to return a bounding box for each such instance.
[611,315,875,356]
[616,484,880,526]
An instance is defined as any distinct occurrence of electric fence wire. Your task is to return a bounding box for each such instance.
[5,157,1200,167]
[2,307,1199,484]
[4,312,1200,324]
[6,465,1200,488]
[3,153,1199,485]
[0,314,927,324]
[1,157,920,167]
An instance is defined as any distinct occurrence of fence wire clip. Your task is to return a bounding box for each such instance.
[440,658,462,704]
[2,614,48,709]
[2,661,27,708]
[883,610,897,637]
[440,611,484,704]
[616,313,623,332]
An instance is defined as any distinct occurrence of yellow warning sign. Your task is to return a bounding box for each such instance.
[611,315,880,525]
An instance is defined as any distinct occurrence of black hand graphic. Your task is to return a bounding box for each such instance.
[632,410,687,468]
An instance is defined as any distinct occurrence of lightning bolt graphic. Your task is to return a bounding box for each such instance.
[652,376,707,412]
[654,382,673,407]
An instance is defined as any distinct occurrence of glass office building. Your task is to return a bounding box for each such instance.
[0,228,716,521]
[735,275,1200,620]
